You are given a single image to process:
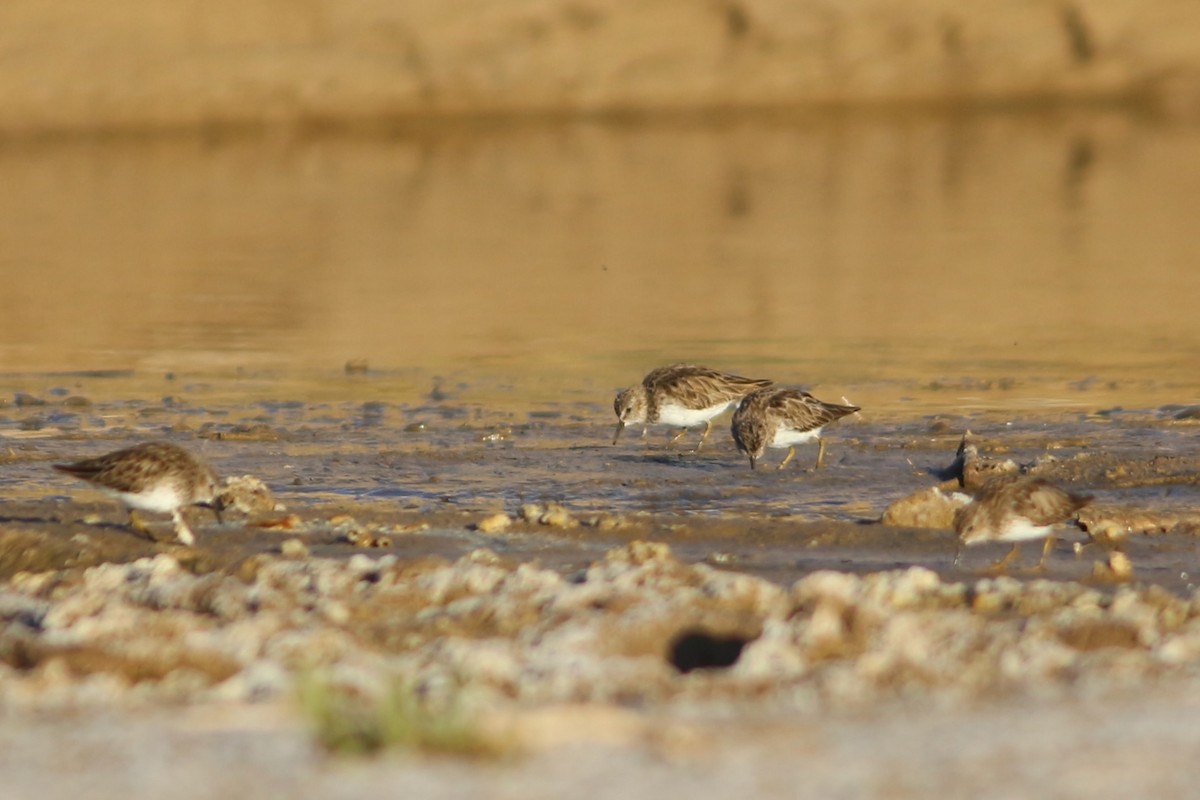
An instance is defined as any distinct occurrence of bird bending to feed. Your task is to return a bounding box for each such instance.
[53,441,222,546]
[612,364,772,451]
[731,386,860,470]
[953,473,1092,572]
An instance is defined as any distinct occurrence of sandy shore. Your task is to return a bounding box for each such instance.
[3,1,1200,132]
[6,684,1200,799]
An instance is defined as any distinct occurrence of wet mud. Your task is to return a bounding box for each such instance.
[3,376,1196,590]
[0,371,1197,800]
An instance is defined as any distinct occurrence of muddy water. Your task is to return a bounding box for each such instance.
[0,109,1198,590]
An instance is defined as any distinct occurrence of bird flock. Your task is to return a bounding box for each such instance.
[51,363,1098,575]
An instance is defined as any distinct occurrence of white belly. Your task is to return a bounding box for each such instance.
[769,426,822,449]
[108,483,184,513]
[656,401,734,428]
[992,520,1055,542]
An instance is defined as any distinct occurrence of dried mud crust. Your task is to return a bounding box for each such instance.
[0,500,516,580]
[925,431,1200,493]
[1027,451,1200,489]
[883,433,1200,535]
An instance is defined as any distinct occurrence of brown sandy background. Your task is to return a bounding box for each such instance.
[3,0,1200,133]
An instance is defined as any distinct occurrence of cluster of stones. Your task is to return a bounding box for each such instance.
[2,542,1200,711]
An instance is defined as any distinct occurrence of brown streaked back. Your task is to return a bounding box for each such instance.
[979,474,1093,526]
[53,441,217,499]
[741,386,860,432]
[641,364,772,418]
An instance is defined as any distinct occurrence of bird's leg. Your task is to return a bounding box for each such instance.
[691,420,713,453]
[776,446,796,470]
[953,539,964,567]
[1031,535,1058,572]
[128,509,152,535]
[171,509,196,546]
[667,428,689,448]
[989,543,1021,573]
[814,438,828,470]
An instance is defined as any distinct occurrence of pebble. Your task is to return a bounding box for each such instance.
[520,503,575,528]
[880,486,970,529]
[280,539,310,559]
[343,529,392,548]
[476,513,513,534]
[218,475,281,514]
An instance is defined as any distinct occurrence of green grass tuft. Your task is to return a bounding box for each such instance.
[297,672,501,758]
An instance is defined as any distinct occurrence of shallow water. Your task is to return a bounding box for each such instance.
[0,109,1198,588]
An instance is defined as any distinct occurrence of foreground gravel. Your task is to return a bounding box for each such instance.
[5,540,1200,797]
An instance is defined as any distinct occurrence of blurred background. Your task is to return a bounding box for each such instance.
[1,0,1198,404]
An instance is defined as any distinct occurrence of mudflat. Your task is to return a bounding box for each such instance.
[2,111,1199,797]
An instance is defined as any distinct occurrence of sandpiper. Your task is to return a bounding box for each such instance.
[954,473,1093,571]
[54,441,222,546]
[731,386,859,470]
[612,364,772,451]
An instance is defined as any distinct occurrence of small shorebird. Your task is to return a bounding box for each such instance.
[54,441,222,546]
[612,364,772,451]
[731,386,859,470]
[954,473,1092,571]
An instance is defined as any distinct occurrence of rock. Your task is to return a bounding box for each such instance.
[519,502,576,528]
[1078,506,1182,538]
[540,505,573,528]
[252,515,302,531]
[960,443,1019,490]
[4,543,1200,715]
[343,529,392,548]
[475,513,513,534]
[1093,551,1135,582]
[217,475,281,514]
[280,539,310,559]
[881,486,971,529]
